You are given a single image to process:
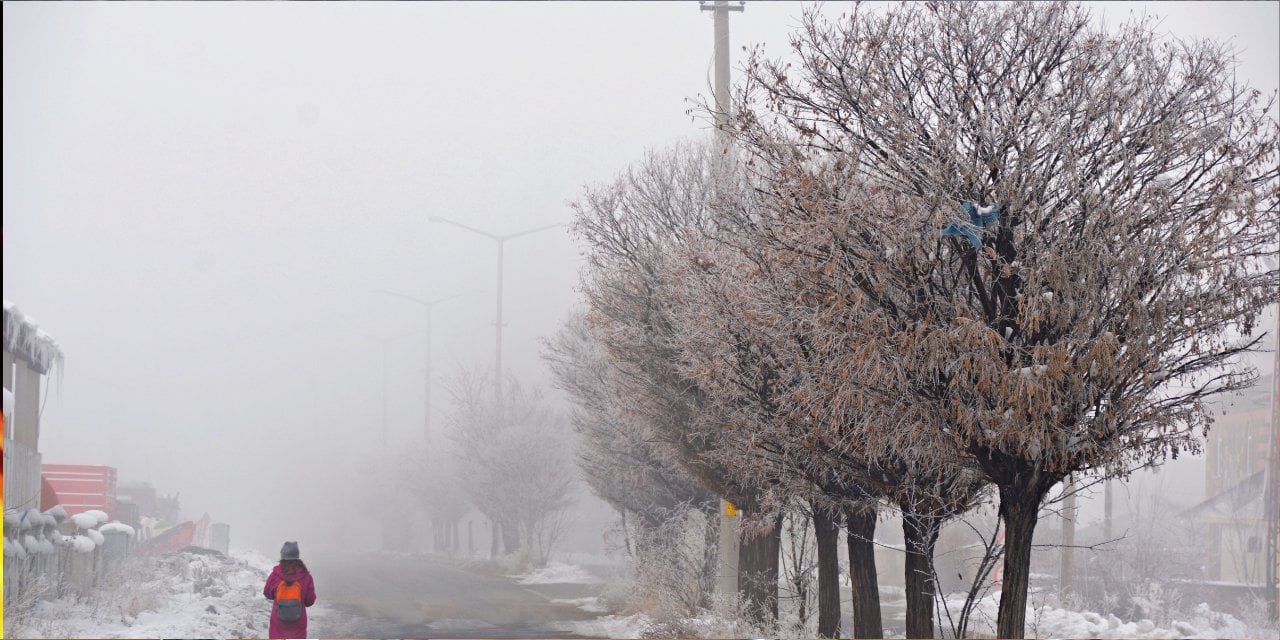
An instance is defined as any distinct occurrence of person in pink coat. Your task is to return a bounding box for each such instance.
[262,540,317,639]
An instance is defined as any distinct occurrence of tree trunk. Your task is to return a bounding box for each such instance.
[997,485,1042,639]
[814,506,841,638]
[846,506,883,639]
[490,519,500,558]
[739,512,783,625]
[902,511,940,639]
[501,517,520,554]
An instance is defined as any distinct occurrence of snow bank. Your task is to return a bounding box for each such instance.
[937,591,1267,640]
[558,613,652,639]
[514,561,602,585]
[6,548,341,638]
[552,596,610,614]
[231,547,279,573]
[1031,602,1257,639]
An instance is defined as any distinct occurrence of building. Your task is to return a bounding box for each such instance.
[1204,372,1273,498]
[41,464,118,520]
[3,300,64,516]
[1184,469,1269,584]
[1190,303,1279,589]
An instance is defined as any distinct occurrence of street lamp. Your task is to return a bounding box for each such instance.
[371,288,473,446]
[354,330,416,449]
[428,216,562,404]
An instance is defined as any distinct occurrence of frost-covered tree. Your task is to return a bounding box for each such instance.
[573,139,985,636]
[444,369,577,566]
[661,163,988,638]
[571,142,788,623]
[397,444,471,553]
[726,3,1279,636]
[544,314,721,609]
[544,314,719,523]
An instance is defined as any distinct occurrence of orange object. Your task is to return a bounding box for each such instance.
[275,578,304,622]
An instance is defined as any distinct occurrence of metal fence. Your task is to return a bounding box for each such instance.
[3,441,43,513]
[3,528,135,605]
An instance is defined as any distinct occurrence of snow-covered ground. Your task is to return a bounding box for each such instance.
[511,560,604,585]
[7,549,1272,639]
[965,596,1271,640]
[552,595,610,613]
[4,548,338,639]
[560,612,653,638]
[1027,602,1262,639]
[557,601,1273,640]
[554,586,1275,640]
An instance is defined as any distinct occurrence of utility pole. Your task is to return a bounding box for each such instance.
[427,217,561,406]
[381,339,388,448]
[1060,476,1077,603]
[701,0,744,602]
[373,289,472,446]
[1266,302,1279,618]
[356,329,413,550]
[702,0,744,137]
[1104,478,1113,542]
[355,332,414,448]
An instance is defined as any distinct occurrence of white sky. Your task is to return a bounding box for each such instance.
[4,1,1277,552]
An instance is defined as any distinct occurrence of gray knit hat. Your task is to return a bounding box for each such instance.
[280,540,300,560]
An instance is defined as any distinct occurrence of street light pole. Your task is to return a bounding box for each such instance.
[372,289,472,446]
[355,332,405,449]
[428,217,561,405]
[496,239,505,407]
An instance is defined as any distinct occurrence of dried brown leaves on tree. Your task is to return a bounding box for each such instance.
[723,2,1278,636]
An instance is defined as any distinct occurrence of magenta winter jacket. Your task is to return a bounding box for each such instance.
[263,563,317,639]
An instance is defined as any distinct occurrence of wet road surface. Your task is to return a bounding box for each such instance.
[306,551,606,638]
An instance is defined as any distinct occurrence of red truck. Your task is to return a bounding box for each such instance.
[41,464,117,520]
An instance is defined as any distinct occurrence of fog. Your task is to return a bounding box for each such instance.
[4,0,1277,569]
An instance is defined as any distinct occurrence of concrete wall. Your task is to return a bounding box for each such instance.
[5,361,45,513]
[13,361,41,448]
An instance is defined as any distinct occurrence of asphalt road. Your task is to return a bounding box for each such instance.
[304,550,606,638]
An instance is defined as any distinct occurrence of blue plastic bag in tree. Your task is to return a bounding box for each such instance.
[941,201,999,249]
